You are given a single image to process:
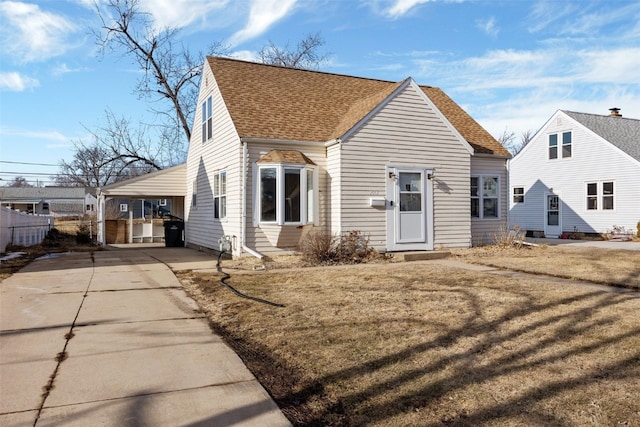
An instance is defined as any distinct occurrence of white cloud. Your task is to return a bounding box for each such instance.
[476,16,498,37]
[0,1,79,63]
[139,0,228,32]
[0,126,69,141]
[228,0,297,46]
[0,72,39,91]
[230,50,260,62]
[385,0,433,18]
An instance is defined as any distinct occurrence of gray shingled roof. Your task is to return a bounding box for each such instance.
[0,187,92,202]
[563,110,640,161]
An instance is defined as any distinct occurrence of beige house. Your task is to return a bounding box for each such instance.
[184,57,510,257]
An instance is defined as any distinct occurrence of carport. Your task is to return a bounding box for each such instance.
[96,164,186,246]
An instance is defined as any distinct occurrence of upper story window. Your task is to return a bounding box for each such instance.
[561,132,572,158]
[201,95,212,143]
[471,176,499,219]
[213,171,226,219]
[256,150,317,226]
[549,132,572,159]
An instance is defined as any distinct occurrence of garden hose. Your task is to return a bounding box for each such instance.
[217,251,285,307]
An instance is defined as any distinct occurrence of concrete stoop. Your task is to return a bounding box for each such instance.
[402,251,451,261]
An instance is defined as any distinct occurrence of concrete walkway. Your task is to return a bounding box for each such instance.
[0,248,291,427]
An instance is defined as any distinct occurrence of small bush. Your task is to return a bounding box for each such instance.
[493,224,526,248]
[75,223,92,245]
[300,229,381,265]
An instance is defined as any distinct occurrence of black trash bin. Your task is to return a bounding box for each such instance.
[163,220,184,247]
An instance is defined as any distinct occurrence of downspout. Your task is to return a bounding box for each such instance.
[241,140,264,259]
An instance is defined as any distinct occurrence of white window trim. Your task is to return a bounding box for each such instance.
[254,163,317,226]
[119,203,128,213]
[585,180,615,212]
[201,95,213,144]
[512,186,525,204]
[192,179,198,208]
[548,131,572,160]
[213,171,227,220]
[471,175,501,220]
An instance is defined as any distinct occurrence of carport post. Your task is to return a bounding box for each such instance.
[128,199,133,243]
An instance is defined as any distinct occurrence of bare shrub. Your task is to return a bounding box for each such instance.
[493,224,526,248]
[300,229,381,265]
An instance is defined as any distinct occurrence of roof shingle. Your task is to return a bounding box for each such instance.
[207,57,509,156]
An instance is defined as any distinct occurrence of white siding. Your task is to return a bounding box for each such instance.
[185,64,243,254]
[471,156,509,245]
[340,85,471,250]
[510,111,640,235]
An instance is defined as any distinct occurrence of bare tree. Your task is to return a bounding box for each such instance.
[94,0,228,143]
[56,111,166,187]
[5,176,33,187]
[258,32,330,70]
[498,128,535,156]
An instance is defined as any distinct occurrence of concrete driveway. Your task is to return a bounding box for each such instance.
[0,247,290,427]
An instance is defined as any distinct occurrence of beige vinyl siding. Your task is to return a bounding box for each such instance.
[340,84,471,250]
[185,64,242,253]
[244,142,328,256]
[101,165,186,197]
[471,156,509,246]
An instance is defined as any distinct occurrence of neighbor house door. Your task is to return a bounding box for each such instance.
[544,193,562,238]
[386,166,433,251]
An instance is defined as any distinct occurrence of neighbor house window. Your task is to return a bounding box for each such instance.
[201,95,212,143]
[602,182,614,210]
[213,171,227,219]
[192,180,197,208]
[512,187,524,204]
[258,165,315,225]
[548,134,558,159]
[471,176,499,219]
[586,183,598,210]
[562,132,572,158]
[120,203,128,213]
[159,199,167,206]
[586,181,614,211]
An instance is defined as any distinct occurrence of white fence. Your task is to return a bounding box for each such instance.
[1,207,55,254]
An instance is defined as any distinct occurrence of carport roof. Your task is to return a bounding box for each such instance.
[98,164,186,198]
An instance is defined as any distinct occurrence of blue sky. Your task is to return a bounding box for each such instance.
[1,0,639,186]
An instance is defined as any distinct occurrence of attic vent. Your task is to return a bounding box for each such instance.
[609,107,622,117]
[556,117,562,125]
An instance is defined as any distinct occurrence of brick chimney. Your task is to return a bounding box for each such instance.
[609,107,622,117]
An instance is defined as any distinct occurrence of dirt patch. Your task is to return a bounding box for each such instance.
[179,253,640,426]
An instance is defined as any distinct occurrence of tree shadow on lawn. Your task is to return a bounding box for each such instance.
[274,288,637,425]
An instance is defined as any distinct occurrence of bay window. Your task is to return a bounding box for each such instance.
[258,164,316,225]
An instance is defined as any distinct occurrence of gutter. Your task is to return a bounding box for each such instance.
[241,141,264,259]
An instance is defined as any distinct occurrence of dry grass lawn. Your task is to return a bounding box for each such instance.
[179,247,640,426]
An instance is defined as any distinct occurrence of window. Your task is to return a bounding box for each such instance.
[159,199,167,206]
[586,183,598,210]
[549,132,572,159]
[201,95,212,143]
[562,132,572,158]
[213,171,226,219]
[602,182,614,210]
[548,134,558,159]
[258,165,315,225]
[120,203,128,213]
[586,181,614,211]
[192,180,197,208]
[471,176,499,219]
[512,187,524,204]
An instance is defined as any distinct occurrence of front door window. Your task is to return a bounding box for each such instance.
[547,195,559,226]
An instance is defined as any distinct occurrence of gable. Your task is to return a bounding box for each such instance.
[206,57,507,156]
[563,110,640,162]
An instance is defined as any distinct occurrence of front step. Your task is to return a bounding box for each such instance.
[402,251,451,261]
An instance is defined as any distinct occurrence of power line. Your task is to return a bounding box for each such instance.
[0,160,59,167]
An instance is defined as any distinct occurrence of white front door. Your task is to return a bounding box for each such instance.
[544,193,562,238]
[386,166,433,251]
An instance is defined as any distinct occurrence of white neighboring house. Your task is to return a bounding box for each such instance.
[509,108,640,237]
